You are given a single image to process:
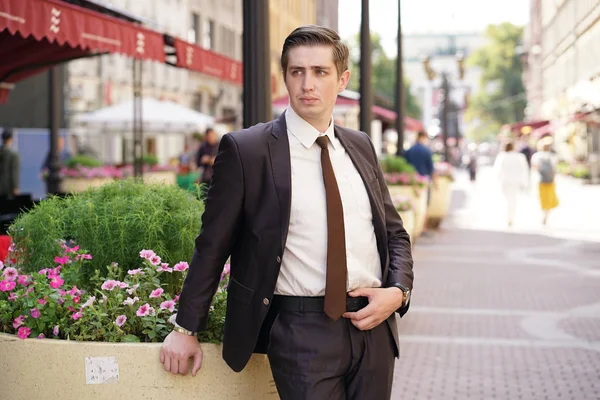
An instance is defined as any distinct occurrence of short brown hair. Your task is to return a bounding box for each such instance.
[281,25,349,78]
[504,142,514,152]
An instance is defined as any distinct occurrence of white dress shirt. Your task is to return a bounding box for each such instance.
[274,106,382,297]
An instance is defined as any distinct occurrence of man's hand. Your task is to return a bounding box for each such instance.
[159,331,203,376]
[343,287,404,331]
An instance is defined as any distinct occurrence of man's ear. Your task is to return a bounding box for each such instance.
[338,70,351,93]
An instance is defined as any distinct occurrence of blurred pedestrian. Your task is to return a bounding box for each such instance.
[531,141,559,225]
[405,130,435,234]
[195,128,219,186]
[0,128,20,198]
[493,142,529,226]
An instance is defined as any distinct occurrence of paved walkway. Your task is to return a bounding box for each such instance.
[391,167,600,400]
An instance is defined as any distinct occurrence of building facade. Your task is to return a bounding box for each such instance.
[316,0,339,32]
[67,0,243,129]
[269,0,317,100]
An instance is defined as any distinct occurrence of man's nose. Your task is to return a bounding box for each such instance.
[301,74,315,92]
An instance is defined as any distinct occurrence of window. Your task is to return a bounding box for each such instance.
[188,13,200,44]
[202,19,215,50]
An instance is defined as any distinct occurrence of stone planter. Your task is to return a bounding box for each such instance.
[0,333,277,399]
[427,176,452,229]
[143,170,177,185]
[61,177,114,193]
[388,185,427,238]
[398,209,415,245]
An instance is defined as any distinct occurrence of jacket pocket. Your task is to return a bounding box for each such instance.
[227,277,255,304]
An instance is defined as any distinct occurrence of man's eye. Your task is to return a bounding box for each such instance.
[292,70,302,76]
[316,70,326,75]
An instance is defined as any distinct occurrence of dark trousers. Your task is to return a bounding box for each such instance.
[267,305,396,400]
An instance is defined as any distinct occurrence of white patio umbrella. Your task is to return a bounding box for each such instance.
[73,98,214,133]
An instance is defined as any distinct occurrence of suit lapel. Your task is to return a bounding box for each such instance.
[268,113,292,251]
[334,127,388,269]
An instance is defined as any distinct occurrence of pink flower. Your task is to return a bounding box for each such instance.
[37,333,45,339]
[49,276,64,289]
[2,267,18,281]
[157,263,173,273]
[37,298,47,305]
[122,296,139,306]
[81,296,96,309]
[17,326,31,339]
[53,326,59,336]
[59,289,68,296]
[0,260,3,270]
[72,296,81,304]
[65,245,80,253]
[69,286,80,296]
[136,303,151,317]
[160,300,176,312]
[100,280,118,291]
[17,274,31,286]
[72,312,83,320]
[0,280,16,292]
[127,268,144,276]
[148,306,156,316]
[126,284,140,295]
[115,315,127,327]
[149,255,162,266]
[223,264,231,275]
[76,254,93,261]
[38,268,50,276]
[54,256,70,265]
[173,262,189,272]
[174,294,180,302]
[8,292,18,301]
[139,249,156,260]
[25,287,34,296]
[117,281,129,289]
[149,288,164,298]
[30,308,41,319]
[13,315,26,329]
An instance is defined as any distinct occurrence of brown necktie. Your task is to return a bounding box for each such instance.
[315,136,347,320]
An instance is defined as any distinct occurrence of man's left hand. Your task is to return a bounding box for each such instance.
[343,287,404,331]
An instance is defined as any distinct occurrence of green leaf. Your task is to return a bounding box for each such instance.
[121,334,141,343]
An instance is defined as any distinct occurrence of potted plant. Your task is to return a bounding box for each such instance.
[0,181,276,399]
[427,161,455,229]
[392,195,415,244]
[380,156,429,238]
[120,155,178,185]
[49,155,120,193]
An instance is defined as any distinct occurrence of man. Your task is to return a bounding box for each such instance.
[194,128,219,185]
[0,128,20,198]
[41,136,71,171]
[404,131,435,232]
[160,25,414,399]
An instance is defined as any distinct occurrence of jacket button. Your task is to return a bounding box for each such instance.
[263,298,270,305]
[276,256,281,263]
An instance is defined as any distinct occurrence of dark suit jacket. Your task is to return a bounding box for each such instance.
[177,113,414,372]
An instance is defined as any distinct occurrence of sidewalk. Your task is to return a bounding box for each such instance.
[391,168,600,400]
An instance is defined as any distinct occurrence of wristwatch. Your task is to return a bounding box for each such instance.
[169,313,197,336]
[390,284,411,308]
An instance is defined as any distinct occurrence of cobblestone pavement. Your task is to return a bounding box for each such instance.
[391,167,600,400]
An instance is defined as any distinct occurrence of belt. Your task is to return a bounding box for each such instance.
[272,295,369,313]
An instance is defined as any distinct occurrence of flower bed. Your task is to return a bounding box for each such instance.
[0,243,276,398]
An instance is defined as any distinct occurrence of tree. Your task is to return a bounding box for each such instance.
[347,33,421,119]
[465,22,527,141]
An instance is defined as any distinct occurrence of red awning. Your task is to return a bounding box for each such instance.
[0,0,165,102]
[508,119,550,134]
[273,94,425,132]
[174,38,242,85]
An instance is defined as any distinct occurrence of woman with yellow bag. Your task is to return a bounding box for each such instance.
[531,141,559,225]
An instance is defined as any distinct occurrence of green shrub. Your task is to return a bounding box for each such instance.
[571,164,590,179]
[65,154,103,168]
[139,154,159,167]
[9,179,203,290]
[380,156,416,174]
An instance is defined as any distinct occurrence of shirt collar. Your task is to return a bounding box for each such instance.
[285,106,337,150]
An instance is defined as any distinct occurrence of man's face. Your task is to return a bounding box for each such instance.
[206,131,217,145]
[284,45,350,126]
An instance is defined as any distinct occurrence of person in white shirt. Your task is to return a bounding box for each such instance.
[160,25,414,400]
[494,142,530,226]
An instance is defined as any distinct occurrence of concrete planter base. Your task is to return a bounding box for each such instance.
[143,171,177,185]
[61,177,114,193]
[388,185,427,238]
[0,333,277,399]
[427,177,452,229]
[398,210,415,245]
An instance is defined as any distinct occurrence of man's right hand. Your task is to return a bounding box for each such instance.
[159,330,203,376]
